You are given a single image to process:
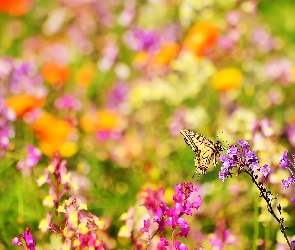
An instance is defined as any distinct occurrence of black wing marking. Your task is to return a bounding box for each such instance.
[180,129,222,177]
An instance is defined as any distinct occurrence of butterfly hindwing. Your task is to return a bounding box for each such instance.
[180,129,223,177]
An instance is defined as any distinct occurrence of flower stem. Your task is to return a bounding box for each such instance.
[253,185,259,250]
[265,222,270,249]
[245,169,292,249]
[171,229,176,250]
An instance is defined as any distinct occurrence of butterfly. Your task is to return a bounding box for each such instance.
[180,129,225,178]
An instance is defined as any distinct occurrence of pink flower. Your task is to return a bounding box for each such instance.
[54,94,82,111]
[265,59,293,85]
[16,145,42,174]
[209,229,237,250]
[12,227,36,250]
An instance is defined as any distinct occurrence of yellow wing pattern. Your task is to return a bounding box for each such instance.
[180,129,222,177]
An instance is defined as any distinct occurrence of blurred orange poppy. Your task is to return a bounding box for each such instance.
[153,42,180,66]
[5,94,45,118]
[183,22,219,56]
[33,113,78,157]
[0,0,32,16]
[76,63,95,88]
[134,42,180,67]
[41,61,70,86]
[80,110,120,133]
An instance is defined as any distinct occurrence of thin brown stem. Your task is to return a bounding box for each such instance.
[244,169,292,249]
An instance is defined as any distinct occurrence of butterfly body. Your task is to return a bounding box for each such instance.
[180,129,224,177]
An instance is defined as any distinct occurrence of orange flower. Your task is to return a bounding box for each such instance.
[41,61,70,85]
[153,42,180,66]
[80,110,120,133]
[33,113,77,157]
[76,63,95,88]
[211,68,243,91]
[183,22,219,56]
[0,0,32,16]
[5,94,45,118]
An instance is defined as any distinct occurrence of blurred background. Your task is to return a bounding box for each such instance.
[1,0,295,249]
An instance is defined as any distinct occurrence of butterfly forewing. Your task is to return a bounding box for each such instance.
[180,129,223,177]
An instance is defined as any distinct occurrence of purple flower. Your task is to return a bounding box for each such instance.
[12,227,36,250]
[244,150,259,171]
[124,28,160,52]
[140,219,150,233]
[279,150,292,169]
[0,98,15,157]
[174,240,189,250]
[177,218,190,237]
[16,145,42,175]
[291,198,295,206]
[107,82,129,109]
[219,141,262,181]
[2,59,47,97]
[260,164,271,177]
[157,237,170,250]
[237,140,250,149]
[281,179,290,190]
[278,151,295,191]
[281,176,295,190]
[54,94,82,111]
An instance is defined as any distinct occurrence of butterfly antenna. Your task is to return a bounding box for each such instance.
[217,132,230,149]
[192,168,200,179]
[216,131,224,141]
[192,172,196,178]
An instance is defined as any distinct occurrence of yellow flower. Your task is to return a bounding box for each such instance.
[118,225,131,238]
[38,213,52,233]
[37,175,47,186]
[57,205,66,213]
[39,218,49,233]
[43,195,54,207]
[211,68,243,91]
[78,223,88,235]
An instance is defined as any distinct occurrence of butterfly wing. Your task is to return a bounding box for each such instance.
[194,142,215,176]
[180,129,219,177]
